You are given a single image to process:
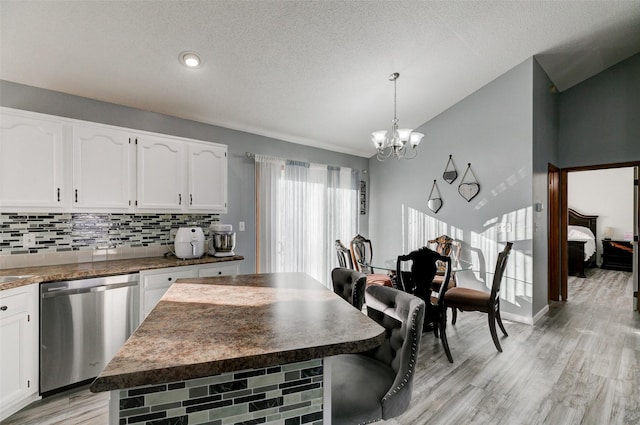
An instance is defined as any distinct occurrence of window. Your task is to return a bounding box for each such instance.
[255,155,358,286]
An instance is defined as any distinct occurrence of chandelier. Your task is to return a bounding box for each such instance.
[372,72,424,161]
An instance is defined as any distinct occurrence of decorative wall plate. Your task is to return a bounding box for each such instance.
[442,154,458,184]
[427,180,443,213]
[458,163,480,202]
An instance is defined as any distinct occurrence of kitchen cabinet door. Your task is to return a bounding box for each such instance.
[140,267,197,321]
[136,136,184,210]
[0,109,66,211]
[0,285,39,422]
[187,142,227,212]
[73,124,133,211]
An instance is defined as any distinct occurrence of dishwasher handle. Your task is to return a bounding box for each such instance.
[42,280,138,298]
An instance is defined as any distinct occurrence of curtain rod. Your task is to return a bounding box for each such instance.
[246,151,366,174]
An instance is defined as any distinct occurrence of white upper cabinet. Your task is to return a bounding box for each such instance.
[72,124,133,211]
[0,109,66,211]
[187,142,227,212]
[0,108,228,213]
[136,135,184,211]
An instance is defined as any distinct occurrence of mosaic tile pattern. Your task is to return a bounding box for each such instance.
[0,213,219,255]
[116,360,323,425]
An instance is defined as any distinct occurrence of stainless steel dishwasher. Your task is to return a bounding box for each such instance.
[40,273,139,395]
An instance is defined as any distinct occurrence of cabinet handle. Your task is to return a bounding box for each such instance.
[0,306,7,311]
[178,194,182,205]
[57,188,60,202]
[190,194,193,205]
[75,189,78,203]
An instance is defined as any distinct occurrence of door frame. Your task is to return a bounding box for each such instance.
[548,163,561,301]
[552,161,640,302]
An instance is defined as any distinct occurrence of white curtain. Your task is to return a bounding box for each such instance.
[255,155,358,287]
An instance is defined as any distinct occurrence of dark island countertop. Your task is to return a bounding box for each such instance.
[0,254,244,291]
[90,272,385,392]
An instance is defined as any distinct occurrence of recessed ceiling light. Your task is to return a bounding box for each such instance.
[179,51,202,68]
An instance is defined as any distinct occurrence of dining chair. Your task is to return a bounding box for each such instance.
[396,247,454,363]
[331,267,367,311]
[350,234,393,287]
[335,239,354,269]
[331,285,425,424]
[428,235,461,324]
[443,242,513,353]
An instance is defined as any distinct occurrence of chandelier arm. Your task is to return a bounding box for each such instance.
[401,146,418,160]
[376,146,394,161]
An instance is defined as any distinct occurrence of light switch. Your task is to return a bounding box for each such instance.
[239,221,245,231]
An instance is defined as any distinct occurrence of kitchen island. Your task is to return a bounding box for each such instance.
[90,272,385,425]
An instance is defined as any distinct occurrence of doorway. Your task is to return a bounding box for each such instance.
[551,161,639,307]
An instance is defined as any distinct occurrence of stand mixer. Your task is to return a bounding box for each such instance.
[208,224,236,257]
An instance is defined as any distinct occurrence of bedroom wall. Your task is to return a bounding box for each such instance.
[369,58,536,323]
[0,80,370,274]
[568,167,635,264]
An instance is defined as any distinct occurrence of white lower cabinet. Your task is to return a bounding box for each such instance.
[140,267,197,321]
[140,261,239,321]
[0,284,39,421]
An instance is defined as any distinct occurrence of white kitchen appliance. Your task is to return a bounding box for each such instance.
[174,227,205,259]
[209,223,236,257]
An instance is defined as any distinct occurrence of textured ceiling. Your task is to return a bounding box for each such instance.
[2,1,640,157]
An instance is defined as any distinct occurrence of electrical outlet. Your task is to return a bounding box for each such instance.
[169,228,178,242]
[23,233,36,248]
[239,221,245,231]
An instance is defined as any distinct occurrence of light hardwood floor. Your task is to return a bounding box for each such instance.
[2,268,637,425]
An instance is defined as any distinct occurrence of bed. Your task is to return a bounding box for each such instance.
[568,208,598,278]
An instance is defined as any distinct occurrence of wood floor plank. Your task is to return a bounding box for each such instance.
[2,268,636,425]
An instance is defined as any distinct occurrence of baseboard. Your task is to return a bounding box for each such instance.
[532,305,550,324]
[500,310,534,325]
[0,392,40,422]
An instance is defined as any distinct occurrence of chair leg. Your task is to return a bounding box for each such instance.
[488,311,503,352]
[451,307,457,325]
[439,315,453,363]
[496,309,508,337]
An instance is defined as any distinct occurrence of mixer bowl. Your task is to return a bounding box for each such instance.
[212,232,236,253]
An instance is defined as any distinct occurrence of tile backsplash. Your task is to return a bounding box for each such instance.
[0,213,219,268]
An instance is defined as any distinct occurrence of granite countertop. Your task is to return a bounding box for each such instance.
[0,254,244,291]
[90,272,386,392]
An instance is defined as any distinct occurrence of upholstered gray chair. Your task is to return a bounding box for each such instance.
[331,267,367,311]
[331,285,426,424]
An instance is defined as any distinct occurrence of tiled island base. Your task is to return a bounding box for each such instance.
[112,359,325,425]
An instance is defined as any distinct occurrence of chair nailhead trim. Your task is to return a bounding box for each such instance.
[381,307,420,403]
[359,419,383,425]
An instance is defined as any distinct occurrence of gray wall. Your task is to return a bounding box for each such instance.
[369,58,536,322]
[531,58,559,316]
[558,53,640,168]
[0,80,369,274]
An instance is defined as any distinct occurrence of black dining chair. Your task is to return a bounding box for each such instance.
[335,239,354,269]
[444,242,513,353]
[396,246,454,363]
[350,234,393,287]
